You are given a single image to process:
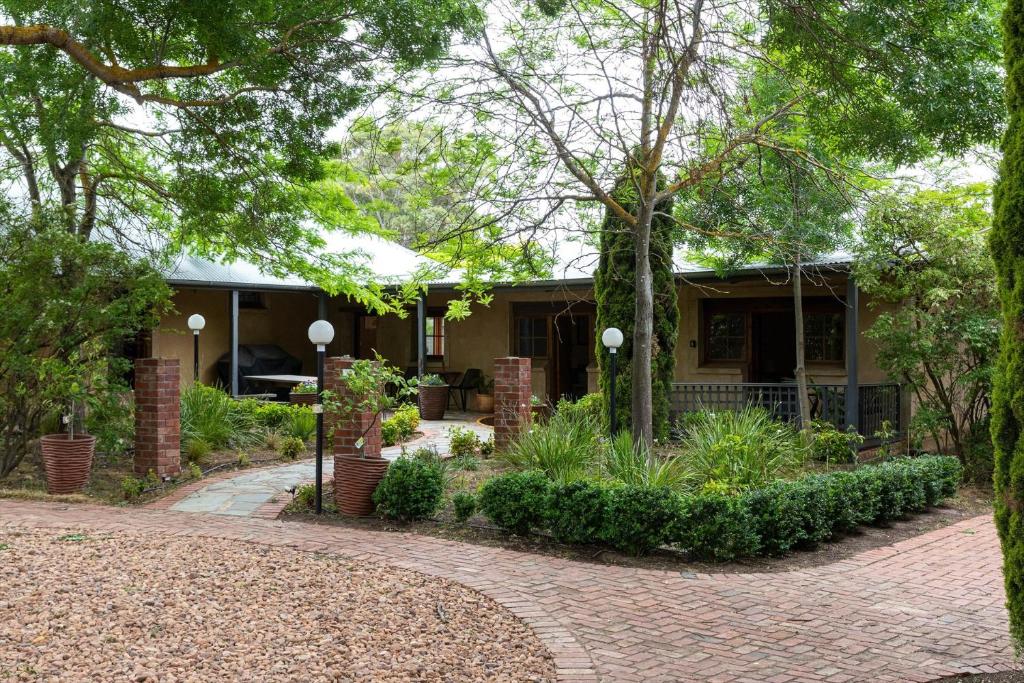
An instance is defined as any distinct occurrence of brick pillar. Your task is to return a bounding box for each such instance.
[134,358,181,478]
[325,357,385,513]
[494,357,532,452]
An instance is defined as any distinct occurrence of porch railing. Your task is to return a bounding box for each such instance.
[668,382,902,440]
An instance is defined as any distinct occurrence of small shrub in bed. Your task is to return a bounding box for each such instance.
[448,426,481,458]
[675,493,759,561]
[279,436,305,460]
[546,479,611,545]
[741,481,810,556]
[602,485,680,556]
[813,471,860,536]
[452,491,477,522]
[478,470,553,535]
[373,457,445,521]
[810,421,863,464]
[382,403,420,446]
[284,406,316,442]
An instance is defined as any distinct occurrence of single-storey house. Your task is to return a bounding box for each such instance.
[139,235,904,439]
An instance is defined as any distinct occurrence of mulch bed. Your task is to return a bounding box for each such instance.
[0,527,555,682]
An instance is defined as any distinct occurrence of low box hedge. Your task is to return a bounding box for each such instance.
[476,455,963,559]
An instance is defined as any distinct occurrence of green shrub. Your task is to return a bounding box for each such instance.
[678,407,806,492]
[382,403,420,446]
[188,462,203,480]
[237,400,292,430]
[814,471,860,536]
[280,436,305,460]
[184,438,212,465]
[810,422,863,464]
[480,434,495,456]
[602,485,680,556]
[452,455,480,471]
[788,477,834,546]
[121,476,145,500]
[284,407,316,442]
[180,384,263,450]
[237,452,252,467]
[373,457,445,521]
[600,431,690,490]
[478,470,553,535]
[500,412,599,484]
[546,479,611,545]
[741,481,809,556]
[452,491,477,522]
[675,493,759,561]
[448,426,481,457]
[295,483,316,510]
[555,393,605,429]
[847,466,884,525]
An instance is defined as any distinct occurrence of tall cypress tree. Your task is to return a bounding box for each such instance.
[594,177,678,441]
[992,0,1024,650]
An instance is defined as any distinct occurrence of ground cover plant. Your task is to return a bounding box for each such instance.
[381,403,421,446]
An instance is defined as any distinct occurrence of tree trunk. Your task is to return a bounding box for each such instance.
[792,258,813,434]
[632,198,655,449]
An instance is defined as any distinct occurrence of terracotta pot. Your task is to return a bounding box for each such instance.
[40,433,96,494]
[334,454,391,516]
[474,393,495,413]
[418,384,449,420]
[290,392,317,405]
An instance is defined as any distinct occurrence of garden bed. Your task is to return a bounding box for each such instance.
[282,467,990,574]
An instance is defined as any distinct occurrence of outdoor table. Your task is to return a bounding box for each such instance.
[243,374,316,385]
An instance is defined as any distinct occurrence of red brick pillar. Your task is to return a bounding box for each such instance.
[494,357,532,452]
[325,357,386,515]
[134,358,181,478]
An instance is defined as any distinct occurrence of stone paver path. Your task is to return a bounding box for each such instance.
[166,413,491,516]
[0,499,1016,683]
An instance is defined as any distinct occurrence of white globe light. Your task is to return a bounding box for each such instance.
[308,319,335,346]
[601,327,624,351]
[187,314,206,332]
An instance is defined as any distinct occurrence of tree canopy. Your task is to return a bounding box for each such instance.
[0,0,482,296]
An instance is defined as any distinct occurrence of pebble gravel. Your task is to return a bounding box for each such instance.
[0,527,555,682]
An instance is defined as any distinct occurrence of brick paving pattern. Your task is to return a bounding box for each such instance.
[0,500,1014,683]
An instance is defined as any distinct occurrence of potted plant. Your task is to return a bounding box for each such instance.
[289,380,318,405]
[322,357,416,516]
[474,375,495,413]
[40,392,96,495]
[417,373,448,420]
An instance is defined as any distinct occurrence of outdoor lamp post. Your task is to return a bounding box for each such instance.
[308,319,335,515]
[187,314,206,382]
[601,327,624,436]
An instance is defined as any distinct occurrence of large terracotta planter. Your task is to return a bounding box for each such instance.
[290,392,317,405]
[40,433,96,494]
[474,393,495,413]
[418,384,449,420]
[335,455,391,516]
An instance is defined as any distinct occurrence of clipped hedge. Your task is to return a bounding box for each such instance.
[476,456,962,559]
[372,456,444,521]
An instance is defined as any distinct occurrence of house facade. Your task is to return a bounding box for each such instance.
[142,240,904,438]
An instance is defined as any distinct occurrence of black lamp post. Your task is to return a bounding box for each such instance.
[308,319,335,514]
[601,327,623,436]
[187,314,206,382]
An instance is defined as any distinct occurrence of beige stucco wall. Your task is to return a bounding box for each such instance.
[675,276,891,385]
[151,275,894,394]
[153,288,322,387]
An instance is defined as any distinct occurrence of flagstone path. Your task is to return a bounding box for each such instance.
[158,413,492,517]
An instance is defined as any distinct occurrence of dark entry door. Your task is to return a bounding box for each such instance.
[356,315,378,359]
[751,311,795,382]
[554,314,592,400]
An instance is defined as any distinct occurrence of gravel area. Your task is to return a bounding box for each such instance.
[0,527,555,682]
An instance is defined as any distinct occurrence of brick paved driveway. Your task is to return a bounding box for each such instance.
[0,500,1015,683]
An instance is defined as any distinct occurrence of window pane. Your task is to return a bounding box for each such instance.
[706,313,745,361]
[805,313,843,362]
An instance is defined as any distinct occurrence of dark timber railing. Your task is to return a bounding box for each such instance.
[669,382,902,442]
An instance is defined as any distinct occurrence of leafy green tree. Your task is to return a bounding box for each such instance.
[0,0,482,293]
[0,212,170,478]
[992,0,1024,650]
[595,177,677,441]
[855,184,998,480]
[678,132,857,432]
[409,0,1004,445]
